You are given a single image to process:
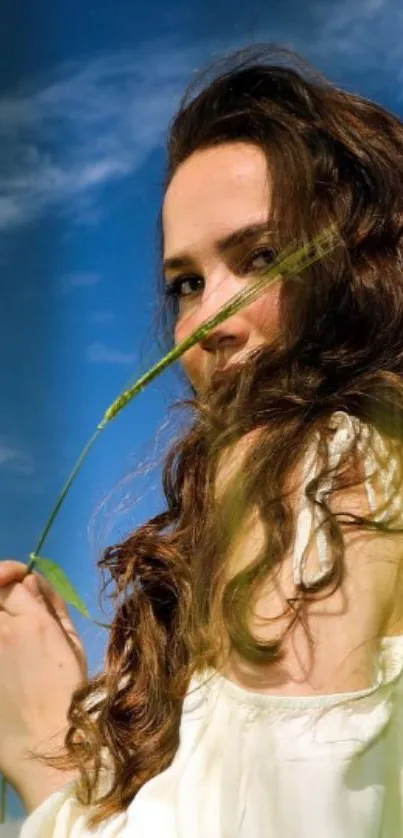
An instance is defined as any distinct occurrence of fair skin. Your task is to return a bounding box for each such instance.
[0,563,85,811]
[1,140,403,810]
[163,143,282,391]
[163,141,403,696]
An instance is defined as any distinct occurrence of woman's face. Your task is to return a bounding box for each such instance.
[162,142,282,392]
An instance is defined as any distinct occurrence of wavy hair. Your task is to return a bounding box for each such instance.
[31,45,403,828]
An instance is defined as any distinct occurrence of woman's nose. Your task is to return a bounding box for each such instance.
[200,318,248,352]
[199,319,249,354]
[197,274,250,354]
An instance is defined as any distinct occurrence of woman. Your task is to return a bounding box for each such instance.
[2,44,403,837]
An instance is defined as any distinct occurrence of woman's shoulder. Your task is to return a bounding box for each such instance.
[324,411,403,637]
[239,410,403,697]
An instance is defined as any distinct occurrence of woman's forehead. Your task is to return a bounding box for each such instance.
[162,143,271,255]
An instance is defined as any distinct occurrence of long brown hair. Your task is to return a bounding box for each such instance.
[31,45,403,828]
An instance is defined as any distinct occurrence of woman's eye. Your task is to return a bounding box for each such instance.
[247,247,276,273]
[165,275,203,300]
[164,247,276,308]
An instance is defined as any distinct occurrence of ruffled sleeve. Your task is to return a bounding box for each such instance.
[17,763,127,838]
[292,410,403,588]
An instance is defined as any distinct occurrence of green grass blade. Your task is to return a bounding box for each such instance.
[30,554,112,628]
[24,226,340,629]
[27,428,102,572]
[30,555,91,618]
[0,228,338,830]
[99,226,340,428]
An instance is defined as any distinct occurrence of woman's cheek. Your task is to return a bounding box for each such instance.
[174,307,197,345]
[180,347,202,389]
[249,282,282,338]
[175,315,202,386]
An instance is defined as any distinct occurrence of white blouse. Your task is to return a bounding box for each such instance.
[16,412,403,837]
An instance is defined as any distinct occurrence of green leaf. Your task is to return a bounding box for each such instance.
[32,555,91,618]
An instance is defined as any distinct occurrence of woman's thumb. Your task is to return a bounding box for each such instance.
[23,573,45,601]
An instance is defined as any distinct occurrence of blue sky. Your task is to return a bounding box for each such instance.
[1,0,403,824]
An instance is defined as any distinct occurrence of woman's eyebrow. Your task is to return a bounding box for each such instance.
[163,221,271,274]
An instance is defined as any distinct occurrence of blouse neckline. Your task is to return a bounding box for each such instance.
[190,635,403,712]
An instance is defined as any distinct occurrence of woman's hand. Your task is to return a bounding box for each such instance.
[0,559,88,793]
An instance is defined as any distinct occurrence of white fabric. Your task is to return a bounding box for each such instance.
[17,411,403,837]
[292,410,402,587]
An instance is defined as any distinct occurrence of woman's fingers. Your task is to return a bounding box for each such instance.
[0,579,48,618]
[0,558,88,678]
[0,557,74,621]
[0,559,28,584]
[0,566,88,787]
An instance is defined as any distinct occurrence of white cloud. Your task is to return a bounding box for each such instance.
[0,40,199,232]
[60,272,101,292]
[90,309,115,323]
[0,13,401,234]
[86,341,136,364]
[0,440,35,475]
[309,0,403,73]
